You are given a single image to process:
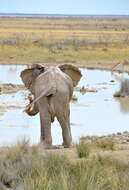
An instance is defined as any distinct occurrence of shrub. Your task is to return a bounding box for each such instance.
[95,137,116,150]
[76,141,91,158]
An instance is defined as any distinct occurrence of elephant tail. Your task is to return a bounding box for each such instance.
[25,86,56,112]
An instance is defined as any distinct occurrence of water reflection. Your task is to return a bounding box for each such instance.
[0,65,129,146]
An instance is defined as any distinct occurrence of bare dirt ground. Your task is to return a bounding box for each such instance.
[44,144,129,163]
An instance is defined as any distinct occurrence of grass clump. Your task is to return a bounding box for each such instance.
[76,141,91,158]
[80,136,117,151]
[95,137,117,150]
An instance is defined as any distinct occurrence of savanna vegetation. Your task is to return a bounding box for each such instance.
[0,139,129,190]
[1,16,129,189]
[0,16,129,69]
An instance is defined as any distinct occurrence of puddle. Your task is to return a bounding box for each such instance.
[0,65,26,84]
[0,65,129,146]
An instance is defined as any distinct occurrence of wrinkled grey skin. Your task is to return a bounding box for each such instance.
[21,64,82,148]
[114,79,129,97]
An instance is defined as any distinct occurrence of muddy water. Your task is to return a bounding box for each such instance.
[0,65,129,146]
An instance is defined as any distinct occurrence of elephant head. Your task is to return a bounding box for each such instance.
[21,63,82,92]
[21,63,82,116]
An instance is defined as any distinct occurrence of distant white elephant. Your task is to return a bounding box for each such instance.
[113,73,129,97]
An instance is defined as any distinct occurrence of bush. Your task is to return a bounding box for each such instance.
[76,141,91,158]
[95,137,116,150]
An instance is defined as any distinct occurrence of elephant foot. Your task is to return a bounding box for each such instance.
[64,145,72,148]
[39,142,63,149]
[63,143,73,148]
[51,145,63,149]
[62,140,73,148]
[44,145,63,149]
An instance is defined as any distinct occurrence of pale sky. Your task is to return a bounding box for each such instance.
[0,0,129,15]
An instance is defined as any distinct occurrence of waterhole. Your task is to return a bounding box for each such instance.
[0,65,129,146]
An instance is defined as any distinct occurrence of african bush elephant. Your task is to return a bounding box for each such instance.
[20,64,82,148]
[113,73,129,97]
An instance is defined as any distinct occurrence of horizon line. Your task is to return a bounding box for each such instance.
[0,12,129,16]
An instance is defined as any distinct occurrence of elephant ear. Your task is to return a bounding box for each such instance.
[20,64,45,93]
[59,64,82,87]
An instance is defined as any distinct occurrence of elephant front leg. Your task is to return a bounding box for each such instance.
[40,112,52,148]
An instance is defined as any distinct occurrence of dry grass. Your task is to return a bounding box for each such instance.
[80,136,117,151]
[94,137,117,151]
[0,17,129,66]
[0,139,129,189]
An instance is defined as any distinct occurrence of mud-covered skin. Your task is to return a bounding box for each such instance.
[21,64,82,148]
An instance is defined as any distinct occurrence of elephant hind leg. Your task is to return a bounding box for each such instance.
[59,118,72,148]
[56,108,72,148]
[38,98,52,147]
[40,113,52,147]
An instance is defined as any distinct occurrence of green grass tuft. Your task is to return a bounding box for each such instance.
[76,141,91,158]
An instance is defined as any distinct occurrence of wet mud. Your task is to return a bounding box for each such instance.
[0,83,25,94]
